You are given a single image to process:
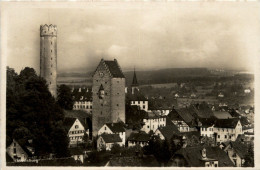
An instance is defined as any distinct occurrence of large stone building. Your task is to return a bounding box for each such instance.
[40,24,57,97]
[92,59,125,136]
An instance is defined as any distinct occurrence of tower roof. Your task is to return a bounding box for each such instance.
[94,59,125,78]
[132,69,138,86]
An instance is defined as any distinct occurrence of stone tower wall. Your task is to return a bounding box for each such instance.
[92,62,112,136]
[92,60,126,137]
[40,24,57,98]
[111,78,125,123]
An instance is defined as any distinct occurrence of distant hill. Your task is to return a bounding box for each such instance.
[124,68,213,86]
[58,68,214,86]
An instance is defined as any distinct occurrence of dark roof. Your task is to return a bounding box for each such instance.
[171,146,234,167]
[144,111,166,119]
[6,153,14,162]
[180,131,200,140]
[128,132,150,142]
[63,117,77,132]
[191,103,214,118]
[101,134,122,143]
[72,88,92,101]
[64,110,91,120]
[198,118,215,128]
[69,147,84,155]
[214,118,240,129]
[127,91,147,101]
[240,116,250,126]
[104,59,125,78]
[63,116,89,132]
[157,125,180,140]
[132,69,138,86]
[172,108,195,124]
[106,122,125,133]
[228,141,248,159]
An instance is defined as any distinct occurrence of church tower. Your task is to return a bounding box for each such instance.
[131,68,139,94]
[40,24,57,98]
[92,59,125,136]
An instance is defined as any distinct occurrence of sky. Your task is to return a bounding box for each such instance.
[2,2,260,74]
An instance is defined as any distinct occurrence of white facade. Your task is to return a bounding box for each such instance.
[130,100,148,112]
[172,120,190,132]
[97,136,123,151]
[98,124,126,145]
[68,119,89,146]
[200,126,215,137]
[213,121,243,143]
[6,140,30,162]
[141,117,166,133]
[128,140,148,147]
[73,101,92,113]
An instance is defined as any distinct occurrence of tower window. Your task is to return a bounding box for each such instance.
[51,64,52,67]
[50,73,52,75]
[51,58,52,60]
[117,104,119,106]
[51,42,52,45]
[101,104,103,106]
[101,111,102,115]
[50,82,51,85]
[51,50,52,53]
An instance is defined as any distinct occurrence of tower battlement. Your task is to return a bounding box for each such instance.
[40,24,57,37]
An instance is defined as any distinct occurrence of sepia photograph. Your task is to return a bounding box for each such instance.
[1,1,259,168]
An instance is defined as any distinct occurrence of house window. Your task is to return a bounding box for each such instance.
[143,106,145,109]
[51,58,52,60]
[117,104,119,106]
[13,148,16,154]
[105,127,106,130]
[101,111,102,115]
[50,82,51,85]
[218,135,220,138]
[51,41,52,45]
[14,142,16,147]
[101,104,103,106]
[147,126,149,128]
[225,135,227,139]
[75,125,79,129]
[51,50,52,53]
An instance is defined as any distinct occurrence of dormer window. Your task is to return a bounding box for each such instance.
[201,148,207,159]
[99,84,105,99]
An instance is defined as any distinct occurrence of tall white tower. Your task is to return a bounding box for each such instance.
[40,24,57,98]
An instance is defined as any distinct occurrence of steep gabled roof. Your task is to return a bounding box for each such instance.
[105,122,125,133]
[104,59,125,78]
[158,125,180,140]
[63,117,77,132]
[128,132,150,142]
[214,118,240,129]
[101,134,122,143]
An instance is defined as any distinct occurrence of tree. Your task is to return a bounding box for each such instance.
[6,67,68,157]
[110,144,122,155]
[244,144,254,167]
[57,84,74,110]
[50,123,70,158]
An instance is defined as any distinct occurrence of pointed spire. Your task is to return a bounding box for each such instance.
[132,67,138,87]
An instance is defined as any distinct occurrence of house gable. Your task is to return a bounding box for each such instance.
[98,124,113,135]
[69,118,85,133]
